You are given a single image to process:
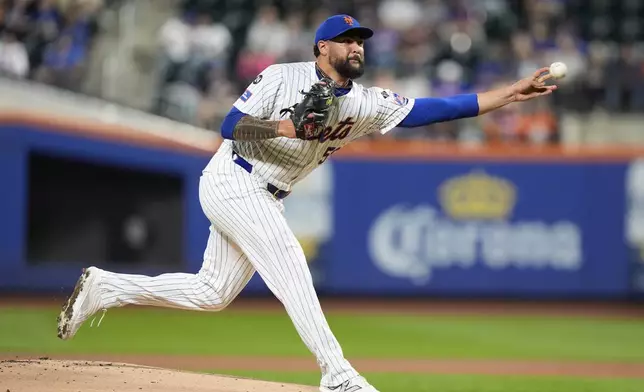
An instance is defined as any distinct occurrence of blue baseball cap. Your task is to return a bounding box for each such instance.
[314,14,374,44]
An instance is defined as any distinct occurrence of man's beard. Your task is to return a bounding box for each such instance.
[332,56,365,79]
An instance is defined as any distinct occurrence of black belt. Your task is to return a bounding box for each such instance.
[232,151,291,199]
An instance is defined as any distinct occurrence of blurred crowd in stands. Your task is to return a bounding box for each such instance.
[2,0,644,144]
[0,0,104,91]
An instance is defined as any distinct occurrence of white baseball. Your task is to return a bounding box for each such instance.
[549,62,567,79]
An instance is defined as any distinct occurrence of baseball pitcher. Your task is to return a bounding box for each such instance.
[57,14,558,392]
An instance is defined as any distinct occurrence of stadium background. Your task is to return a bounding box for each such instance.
[1,0,644,391]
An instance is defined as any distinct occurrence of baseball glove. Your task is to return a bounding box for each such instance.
[282,78,336,140]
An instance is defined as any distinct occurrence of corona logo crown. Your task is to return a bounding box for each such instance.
[438,170,516,220]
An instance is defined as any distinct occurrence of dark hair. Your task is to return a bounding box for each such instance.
[313,44,320,57]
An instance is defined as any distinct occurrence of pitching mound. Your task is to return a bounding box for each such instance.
[1,358,317,392]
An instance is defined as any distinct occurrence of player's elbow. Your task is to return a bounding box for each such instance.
[221,108,247,140]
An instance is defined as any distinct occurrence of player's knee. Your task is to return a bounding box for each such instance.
[195,291,228,311]
[193,274,238,311]
[191,276,225,311]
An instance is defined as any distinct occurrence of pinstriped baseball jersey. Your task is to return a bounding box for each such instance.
[207,61,415,191]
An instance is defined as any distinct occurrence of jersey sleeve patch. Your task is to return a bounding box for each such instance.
[240,89,253,102]
[392,92,409,106]
[380,88,409,106]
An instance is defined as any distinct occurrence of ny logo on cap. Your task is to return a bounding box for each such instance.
[343,16,354,25]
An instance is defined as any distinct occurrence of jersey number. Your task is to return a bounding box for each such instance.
[319,147,339,164]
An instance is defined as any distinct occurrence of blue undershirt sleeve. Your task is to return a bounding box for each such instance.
[220,106,247,140]
[397,94,480,128]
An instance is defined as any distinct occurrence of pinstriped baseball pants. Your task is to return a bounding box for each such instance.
[97,150,358,387]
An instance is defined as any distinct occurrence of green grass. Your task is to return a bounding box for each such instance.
[2,305,643,392]
[208,370,644,392]
[1,306,643,362]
